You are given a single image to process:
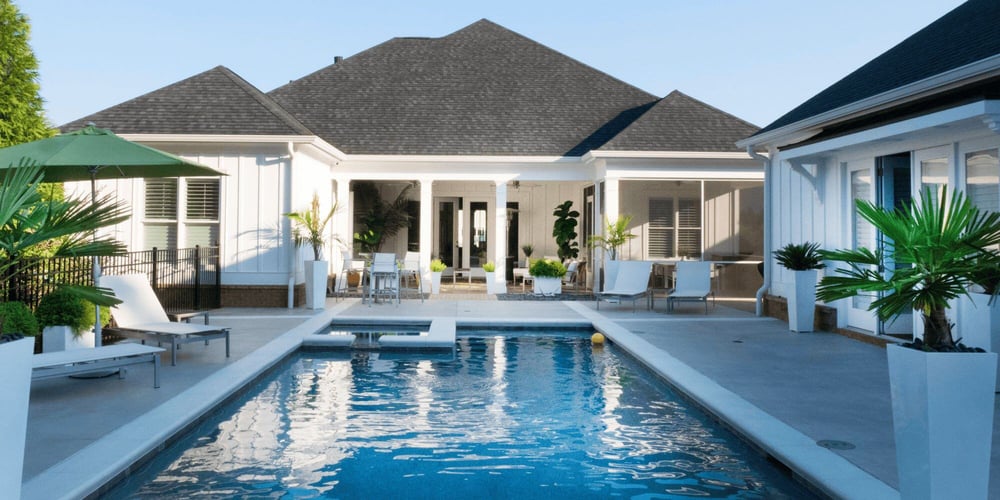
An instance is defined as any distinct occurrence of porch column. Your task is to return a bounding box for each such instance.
[419,178,433,292]
[598,177,621,291]
[494,180,508,291]
[333,177,352,292]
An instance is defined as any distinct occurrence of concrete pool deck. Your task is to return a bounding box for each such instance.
[18,296,1000,499]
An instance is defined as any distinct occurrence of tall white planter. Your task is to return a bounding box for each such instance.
[431,272,443,294]
[484,271,498,295]
[787,269,817,332]
[0,338,34,500]
[533,276,562,296]
[42,325,95,352]
[304,260,328,310]
[958,292,1000,390]
[887,344,997,500]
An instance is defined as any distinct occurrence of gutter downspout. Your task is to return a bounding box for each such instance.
[748,146,771,317]
[287,142,296,309]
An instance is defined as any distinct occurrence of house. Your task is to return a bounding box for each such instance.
[739,0,1000,335]
[62,20,763,306]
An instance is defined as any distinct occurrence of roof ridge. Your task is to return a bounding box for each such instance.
[215,66,314,135]
[663,90,760,129]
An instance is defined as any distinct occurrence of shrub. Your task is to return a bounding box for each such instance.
[430,259,447,272]
[774,242,825,271]
[0,301,39,336]
[36,288,92,334]
[483,261,496,272]
[529,258,567,278]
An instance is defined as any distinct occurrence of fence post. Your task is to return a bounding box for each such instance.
[151,247,158,290]
[194,245,201,310]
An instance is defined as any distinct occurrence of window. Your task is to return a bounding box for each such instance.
[648,197,701,259]
[144,178,220,249]
[966,149,1000,214]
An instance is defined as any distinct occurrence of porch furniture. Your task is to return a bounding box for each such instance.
[335,251,367,297]
[595,261,653,312]
[664,261,715,313]
[452,267,474,285]
[367,252,400,306]
[32,343,165,388]
[100,274,231,366]
[513,266,532,292]
[399,251,425,302]
[562,260,580,291]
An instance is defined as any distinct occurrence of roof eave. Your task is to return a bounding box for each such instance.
[585,150,755,161]
[738,53,1000,150]
[118,134,347,161]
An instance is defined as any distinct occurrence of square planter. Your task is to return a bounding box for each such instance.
[887,344,997,499]
[533,276,562,296]
[0,338,34,500]
[304,260,328,309]
[485,271,499,295]
[42,325,95,352]
[431,272,443,294]
[787,269,817,332]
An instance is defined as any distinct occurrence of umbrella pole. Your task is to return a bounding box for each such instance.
[91,172,103,348]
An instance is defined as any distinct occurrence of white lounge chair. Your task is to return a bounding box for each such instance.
[665,261,715,313]
[367,252,400,305]
[399,251,425,302]
[32,343,164,388]
[100,274,231,366]
[595,260,653,312]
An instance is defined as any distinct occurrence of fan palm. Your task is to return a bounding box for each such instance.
[0,164,129,305]
[588,215,636,260]
[285,194,340,261]
[817,188,1000,348]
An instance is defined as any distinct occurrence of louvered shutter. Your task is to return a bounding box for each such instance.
[648,199,673,258]
[677,198,701,258]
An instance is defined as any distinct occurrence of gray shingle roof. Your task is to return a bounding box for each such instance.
[60,66,313,136]
[269,19,660,156]
[599,91,758,152]
[753,0,1000,138]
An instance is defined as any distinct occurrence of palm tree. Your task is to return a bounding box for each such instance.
[588,215,636,260]
[0,164,129,305]
[285,194,340,261]
[353,182,412,253]
[817,188,1000,349]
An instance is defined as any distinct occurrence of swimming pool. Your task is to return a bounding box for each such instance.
[107,333,816,498]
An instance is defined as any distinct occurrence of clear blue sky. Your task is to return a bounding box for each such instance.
[19,0,966,129]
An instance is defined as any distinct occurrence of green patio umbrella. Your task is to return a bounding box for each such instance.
[0,125,226,347]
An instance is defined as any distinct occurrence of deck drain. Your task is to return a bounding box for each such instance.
[817,440,855,450]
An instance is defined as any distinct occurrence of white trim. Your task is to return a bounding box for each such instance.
[779,100,1000,161]
[585,150,755,160]
[119,134,348,160]
[347,153,578,163]
[740,55,1000,149]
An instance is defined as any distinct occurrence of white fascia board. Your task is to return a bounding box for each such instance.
[780,99,1000,161]
[605,167,764,181]
[584,150,755,161]
[739,55,1000,149]
[346,154,577,164]
[119,134,347,161]
[337,155,593,182]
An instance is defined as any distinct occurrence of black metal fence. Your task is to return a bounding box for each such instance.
[3,246,221,313]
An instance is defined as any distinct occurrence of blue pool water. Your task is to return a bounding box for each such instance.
[108,333,816,499]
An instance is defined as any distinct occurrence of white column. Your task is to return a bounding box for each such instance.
[494,180,508,291]
[333,177,352,292]
[419,178,433,292]
[605,177,620,226]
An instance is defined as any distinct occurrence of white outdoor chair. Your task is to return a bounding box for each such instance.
[367,252,400,306]
[399,251,425,302]
[335,250,366,298]
[664,261,715,313]
[100,274,230,366]
[595,260,653,312]
[562,260,580,291]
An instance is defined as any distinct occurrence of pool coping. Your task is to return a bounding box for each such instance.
[23,301,897,499]
[564,302,898,500]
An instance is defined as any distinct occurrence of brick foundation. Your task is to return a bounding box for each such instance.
[761,294,837,332]
[221,284,305,308]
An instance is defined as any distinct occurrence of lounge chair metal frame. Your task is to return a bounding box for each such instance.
[366,252,400,306]
[32,343,164,388]
[664,261,716,313]
[100,274,231,366]
[595,260,653,312]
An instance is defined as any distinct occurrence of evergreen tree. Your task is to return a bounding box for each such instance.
[0,0,54,148]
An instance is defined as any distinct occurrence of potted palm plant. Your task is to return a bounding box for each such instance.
[959,256,1000,390]
[588,215,636,291]
[285,194,339,309]
[482,261,499,295]
[430,259,446,294]
[773,242,824,332]
[817,189,1000,500]
[530,258,566,296]
[0,164,127,499]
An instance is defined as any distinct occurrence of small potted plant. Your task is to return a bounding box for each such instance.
[483,261,499,295]
[0,302,39,340]
[521,244,534,267]
[430,259,447,294]
[773,241,824,332]
[817,189,1000,499]
[36,288,106,351]
[588,215,636,291]
[285,194,339,310]
[530,258,567,296]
